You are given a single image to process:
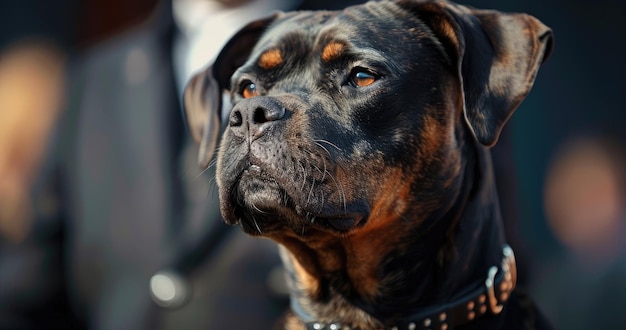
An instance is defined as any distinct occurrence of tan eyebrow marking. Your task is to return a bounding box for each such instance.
[258,48,283,69]
[321,42,345,62]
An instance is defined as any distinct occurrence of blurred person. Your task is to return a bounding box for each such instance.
[0,1,72,324]
[545,138,626,264]
[0,0,361,329]
[0,41,66,243]
[532,137,626,329]
[0,0,74,244]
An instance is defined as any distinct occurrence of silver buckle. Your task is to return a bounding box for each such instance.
[485,245,517,314]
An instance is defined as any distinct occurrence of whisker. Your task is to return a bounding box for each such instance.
[193,165,213,181]
[298,161,307,192]
[314,141,332,158]
[251,203,270,215]
[189,154,218,181]
[325,169,347,214]
[306,178,316,208]
[251,215,263,234]
[318,189,325,213]
[311,163,326,181]
[207,173,218,188]
[314,139,342,152]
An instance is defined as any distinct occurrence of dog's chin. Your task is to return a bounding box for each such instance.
[230,174,294,235]
[224,171,367,237]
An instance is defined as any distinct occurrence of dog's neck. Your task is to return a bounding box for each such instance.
[278,141,508,328]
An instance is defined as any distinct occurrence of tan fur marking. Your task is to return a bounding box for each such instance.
[321,42,345,62]
[347,168,413,299]
[274,235,322,298]
[258,48,283,69]
[290,253,321,297]
[436,19,459,51]
[420,115,447,158]
[284,314,306,330]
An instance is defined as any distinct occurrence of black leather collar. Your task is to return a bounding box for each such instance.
[303,245,517,330]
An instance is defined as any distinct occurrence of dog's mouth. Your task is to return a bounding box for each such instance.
[225,164,368,237]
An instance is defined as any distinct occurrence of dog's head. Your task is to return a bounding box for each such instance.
[184,0,552,253]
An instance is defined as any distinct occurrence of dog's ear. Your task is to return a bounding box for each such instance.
[184,13,281,168]
[398,0,553,147]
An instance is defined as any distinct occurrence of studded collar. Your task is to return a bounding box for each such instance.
[302,245,517,330]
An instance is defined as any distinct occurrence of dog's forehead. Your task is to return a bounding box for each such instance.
[250,2,430,68]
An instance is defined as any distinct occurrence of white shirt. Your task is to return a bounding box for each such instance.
[172,0,300,97]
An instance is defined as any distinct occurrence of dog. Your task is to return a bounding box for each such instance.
[184,0,553,328]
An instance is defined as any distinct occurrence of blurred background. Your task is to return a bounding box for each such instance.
[0,0,157,244]
[0,0,624,329]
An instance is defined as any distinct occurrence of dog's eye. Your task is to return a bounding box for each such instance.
[350,70,377,87]
[242,82,259,98]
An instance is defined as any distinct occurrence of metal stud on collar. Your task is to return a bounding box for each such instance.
[308,322,348,330]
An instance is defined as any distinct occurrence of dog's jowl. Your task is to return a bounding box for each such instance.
[184,0,553,329]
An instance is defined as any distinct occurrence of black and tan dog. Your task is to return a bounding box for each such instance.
[184,0,553,328]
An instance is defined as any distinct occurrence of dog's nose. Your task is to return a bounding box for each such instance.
[229,98,286,140]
